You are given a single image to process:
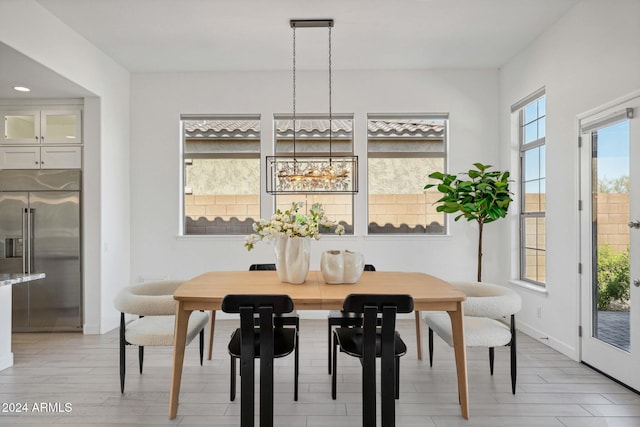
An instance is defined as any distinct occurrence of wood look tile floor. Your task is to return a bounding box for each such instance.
[1,319,639,426]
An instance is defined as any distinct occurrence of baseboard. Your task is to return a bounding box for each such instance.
[83,312,122,335]
[83,322,100,335]
[516,320,578,361]
[0,352,14,371]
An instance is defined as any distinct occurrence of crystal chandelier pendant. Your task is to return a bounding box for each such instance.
[266,19,359,195]
[267,156,358,193]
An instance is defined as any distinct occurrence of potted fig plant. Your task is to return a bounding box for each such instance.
[424,163,512,282]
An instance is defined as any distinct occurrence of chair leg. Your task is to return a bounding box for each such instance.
[362,307,377,427]
[381,355,395,425]
[332,331,338,400]
[327,320,332,375]
[258,310,275,427]
[294,328,299,401]
[138,315,144,375]
[230,355,236,401]
[489,347,495,375]
[415,310,422,360]
[119,313,126,394]
[428,327,434,367]
[239,310,256,427]
[395,356,400,400]
[199,328,204,366]
[510,314,517,394]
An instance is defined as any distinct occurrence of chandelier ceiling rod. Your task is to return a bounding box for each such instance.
[265,18,357,195]
[289,19,335,164]
[290,19,334,28]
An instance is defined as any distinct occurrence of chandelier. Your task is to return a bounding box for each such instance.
[266,19,358,194]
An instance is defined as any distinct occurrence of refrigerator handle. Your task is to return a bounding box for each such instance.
[27,208,34,274]
[22,208,28,274]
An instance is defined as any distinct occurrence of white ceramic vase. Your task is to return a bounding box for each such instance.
[320,250,364,284]
[274,236,310,284]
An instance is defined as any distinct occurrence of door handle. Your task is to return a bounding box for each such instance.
[628,220,640,229]
[634,279,640,288]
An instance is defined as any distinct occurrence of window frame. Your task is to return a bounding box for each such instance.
[271,113,356,235]
[180,114,261,236]
[517,94,546,286]
[366,113,448,235]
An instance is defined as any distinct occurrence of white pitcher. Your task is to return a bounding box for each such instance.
[320,250,364,284]
[342,250,364,283]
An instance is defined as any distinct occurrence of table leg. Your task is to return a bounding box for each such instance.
[169,303,192,420]
[207,310,216,360]
[414,311,423,360]
[448,303,469,419]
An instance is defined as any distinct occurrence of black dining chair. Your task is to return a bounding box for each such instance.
[249,264,301,329]
[206,264,300,360]
[248,263,276,271]
[222,294,298,427]
[332,293,414,427]
[326,264,377,374]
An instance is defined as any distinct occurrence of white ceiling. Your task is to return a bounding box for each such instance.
[1,0,580,98]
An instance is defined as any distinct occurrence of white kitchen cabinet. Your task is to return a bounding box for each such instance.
[0,146,81,169]
[41,146,82,168]
[0,146,39,169]
[1,111,39,144]
[1,110,81,145]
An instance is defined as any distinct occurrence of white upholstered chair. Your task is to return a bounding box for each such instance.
[423,281,522,394]
[113,280,209,393]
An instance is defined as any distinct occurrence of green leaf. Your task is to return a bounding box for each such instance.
[467,169,480,179]
[473,163,491,172]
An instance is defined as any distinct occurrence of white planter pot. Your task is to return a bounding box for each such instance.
[320,250,364,284]
[274,236,310,284]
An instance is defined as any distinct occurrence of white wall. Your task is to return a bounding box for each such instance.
[0,0,131,334]
[130,69,502,313]
[0,286,13,370]
[499,0,640,358]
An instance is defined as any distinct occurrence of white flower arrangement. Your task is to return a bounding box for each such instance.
[245,202,345,251]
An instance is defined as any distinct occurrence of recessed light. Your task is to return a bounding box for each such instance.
[13,86,30,92]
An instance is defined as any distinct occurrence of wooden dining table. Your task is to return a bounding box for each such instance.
[168,270,469,419]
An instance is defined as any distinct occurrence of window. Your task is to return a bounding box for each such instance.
[367,114,447,234]
[182,115,260,235]
[517,94,546,285]
[273,114,354,234]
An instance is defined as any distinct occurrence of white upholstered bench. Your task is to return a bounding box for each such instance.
[423,281,521,394]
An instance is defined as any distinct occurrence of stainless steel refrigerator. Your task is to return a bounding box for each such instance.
[0,169,82,332]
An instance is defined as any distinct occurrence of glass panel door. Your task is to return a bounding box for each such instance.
[590,120,630,350]
[580,96,640,391]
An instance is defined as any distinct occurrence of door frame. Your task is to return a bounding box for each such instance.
[578,91,640,391]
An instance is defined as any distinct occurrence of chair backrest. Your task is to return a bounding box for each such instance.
[113,280,183,316]
[450,281,522,318]
[221,294,294,315]
[248,263,276,271]
[342,294,413,314]
[221,294,294,427]
[342,293,412,427]
[363,264,376,271]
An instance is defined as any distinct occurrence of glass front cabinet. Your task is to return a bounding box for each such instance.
[0,109,82,169]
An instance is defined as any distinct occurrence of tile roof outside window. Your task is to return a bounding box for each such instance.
[184,119,445,140]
